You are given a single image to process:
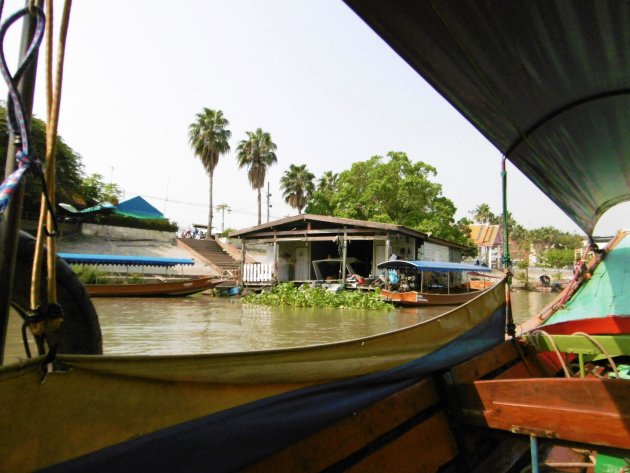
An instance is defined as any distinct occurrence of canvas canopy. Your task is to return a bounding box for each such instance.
[344,0,630,236]
[58,253,194,267]
[377,260,491,273]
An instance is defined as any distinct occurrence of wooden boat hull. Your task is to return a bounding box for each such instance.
[446,340,630,451]
[381,288,485,306]
[0,280,507,472]
[86,277,223,297]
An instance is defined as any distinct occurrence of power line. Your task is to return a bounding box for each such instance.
[127,191,286,219]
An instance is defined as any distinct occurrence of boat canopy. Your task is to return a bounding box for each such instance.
[377,260,491,273]
[344,1,630,236]
[58,253,194,267]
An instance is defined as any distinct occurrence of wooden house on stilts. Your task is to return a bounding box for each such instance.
[229,214,469,288]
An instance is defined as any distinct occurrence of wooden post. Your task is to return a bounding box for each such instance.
[384,234,391,284]
[341,233,348,284]
[240,238,246,286]
[273,238,278,281]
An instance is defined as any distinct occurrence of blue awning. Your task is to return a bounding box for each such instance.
[58,253,194,267]
[377,260,492,273]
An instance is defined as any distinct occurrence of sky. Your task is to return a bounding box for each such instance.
[0,1,627,237]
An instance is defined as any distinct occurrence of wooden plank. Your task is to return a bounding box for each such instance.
[461,378,630,449]
[346,412,458,473]
[447,341,520,384]
[525,334,630,357]
[243,378,444,472]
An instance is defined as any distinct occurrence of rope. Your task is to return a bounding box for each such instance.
[30,0,72,322]
[571,331,619,378]
[0,5,45,214]
[529,329,572,378]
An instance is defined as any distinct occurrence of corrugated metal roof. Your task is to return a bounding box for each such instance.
[58,253,194,267]
[229,214,469,250]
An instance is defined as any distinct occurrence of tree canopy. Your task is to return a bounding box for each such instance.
[80,173,123,206]
[307,152,475,251]
[280,164,315,214]
[0,104,84,214]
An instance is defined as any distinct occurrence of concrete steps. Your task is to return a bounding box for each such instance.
[177,237,241,276]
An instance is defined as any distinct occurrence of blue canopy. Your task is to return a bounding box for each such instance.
[377,260,492,273]
[58,253,194,267]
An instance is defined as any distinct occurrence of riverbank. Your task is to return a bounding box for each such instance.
[56,233,220,277]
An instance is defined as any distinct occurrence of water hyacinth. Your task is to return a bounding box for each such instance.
[242,282,393,310]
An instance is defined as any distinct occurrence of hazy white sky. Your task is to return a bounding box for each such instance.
[1,1,627,236]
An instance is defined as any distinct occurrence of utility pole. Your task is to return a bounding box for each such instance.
[266,182,272,222]
[215,203,231,233]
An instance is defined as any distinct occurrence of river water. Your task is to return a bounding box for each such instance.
[3,290,555,363]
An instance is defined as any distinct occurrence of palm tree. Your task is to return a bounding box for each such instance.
[188,108,231,239]
[236,128,277,225]
[280,164,315,214]
[470,203,495,224]
[317,170,338,193]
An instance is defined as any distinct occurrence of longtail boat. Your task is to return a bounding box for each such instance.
[378,260,495,306]
[1,1,630,472]
[56,253,223,297]
[85,276,225,297]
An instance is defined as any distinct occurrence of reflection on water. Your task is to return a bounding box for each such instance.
[510,290,557,323]
[3,290,558,361]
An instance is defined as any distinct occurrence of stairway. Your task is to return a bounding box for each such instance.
[177,237,241,276]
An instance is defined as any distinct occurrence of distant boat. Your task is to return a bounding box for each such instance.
[86,276,225,297]
[377,260,495,306]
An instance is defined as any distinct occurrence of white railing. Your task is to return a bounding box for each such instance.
[243,263,274,283]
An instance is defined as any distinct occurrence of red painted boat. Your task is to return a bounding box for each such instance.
[86,276,227,297]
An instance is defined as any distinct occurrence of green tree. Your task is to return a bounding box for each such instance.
[102,183,123,205]
[321,151,474,250]
[280,164,315,214]
[305,170,338,215]
[470,203,497,224]
[0,104,85,214]
[236,128,277,225]
[79,173,106,207]
[188,108,231,238]
[544,248,574,273]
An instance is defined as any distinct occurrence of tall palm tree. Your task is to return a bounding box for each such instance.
[236,128,277,225]
[188,108,231,238]
[280,164,315,214]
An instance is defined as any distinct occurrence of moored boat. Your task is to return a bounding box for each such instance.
[86,276,226,297]
[378,260,495,306]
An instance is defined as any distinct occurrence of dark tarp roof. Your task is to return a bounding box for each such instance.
[377,260,491,273]
[58,253,194,267]
[343,1,630,236]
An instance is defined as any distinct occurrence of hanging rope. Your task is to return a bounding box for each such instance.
[0,4,45,216]
[29,0,72,339]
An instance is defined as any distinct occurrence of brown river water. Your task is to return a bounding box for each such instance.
[3,290,555,363]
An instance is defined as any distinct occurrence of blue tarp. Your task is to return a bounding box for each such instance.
[377,260,492,273]
[116,196,165,219]
[58,253,194,267]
